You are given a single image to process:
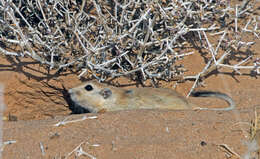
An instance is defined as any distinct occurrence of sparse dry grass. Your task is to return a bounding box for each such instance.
[243,108,260,159]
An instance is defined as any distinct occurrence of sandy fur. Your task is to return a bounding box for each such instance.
[68,81,196,113]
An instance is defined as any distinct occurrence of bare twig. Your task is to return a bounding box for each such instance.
[54,115,98,127]
[65,142,97,159]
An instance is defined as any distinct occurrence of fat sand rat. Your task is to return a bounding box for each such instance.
[68,81,235,113]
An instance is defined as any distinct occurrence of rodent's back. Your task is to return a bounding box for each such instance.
[114,87,192,111]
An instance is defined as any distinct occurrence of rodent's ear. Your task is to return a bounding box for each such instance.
[99,88,112,99]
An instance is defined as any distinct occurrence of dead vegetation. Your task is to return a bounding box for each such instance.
[243,109,260,159]
[0,0,259,93]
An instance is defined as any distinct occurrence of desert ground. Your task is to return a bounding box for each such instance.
[0,1,260,158]
[1,41,260,158]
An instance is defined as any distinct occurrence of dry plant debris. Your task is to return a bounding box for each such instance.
[0,0,259,87]
[243,109,260,159]
[54,115,98,127]
[65,141,98,159]
[218,143,241,159]
[216,109,260,159]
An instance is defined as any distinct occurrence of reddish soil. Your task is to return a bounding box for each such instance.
[1,5,260,157]
[1,45,260,158]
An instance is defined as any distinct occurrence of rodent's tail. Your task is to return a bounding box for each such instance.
[190,91,236,111]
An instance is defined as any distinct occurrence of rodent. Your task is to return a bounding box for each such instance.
[68,81,235,113]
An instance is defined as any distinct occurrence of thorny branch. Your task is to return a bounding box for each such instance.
[0,0,259,90]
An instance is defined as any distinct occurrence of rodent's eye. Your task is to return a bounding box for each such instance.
[84,85,93,91]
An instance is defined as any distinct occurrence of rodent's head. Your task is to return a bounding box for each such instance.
[68,81,113,113]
